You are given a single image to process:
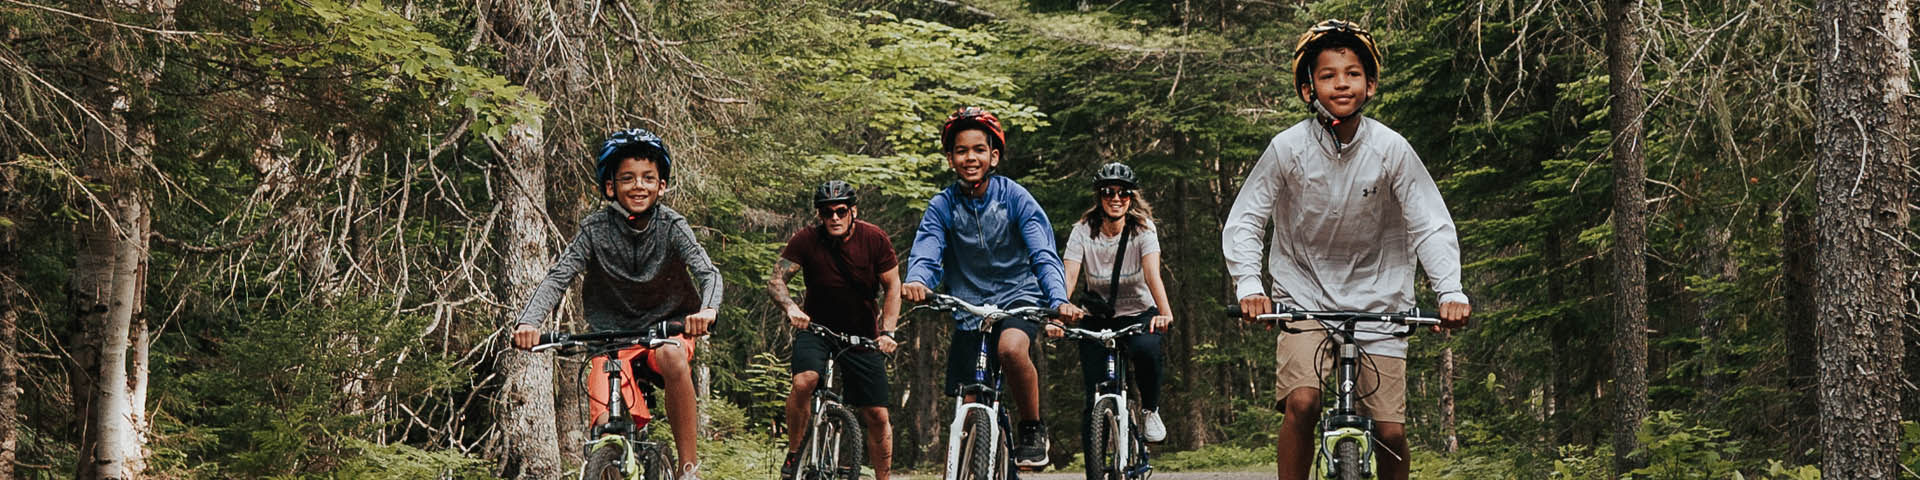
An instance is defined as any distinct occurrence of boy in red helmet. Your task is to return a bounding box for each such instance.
[902,107,1087,470]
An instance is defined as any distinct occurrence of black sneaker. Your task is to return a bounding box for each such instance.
[1014,421,1050,468]
[780,450,799,480]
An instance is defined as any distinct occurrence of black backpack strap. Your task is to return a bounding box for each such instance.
[1105,218,1133,305]
[821,225,876,295]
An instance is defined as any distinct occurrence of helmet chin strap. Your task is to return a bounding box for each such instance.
[609,200,651,222]
[1309,90,1367,154]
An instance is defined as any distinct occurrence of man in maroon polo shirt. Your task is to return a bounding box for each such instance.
[769,180,903,480]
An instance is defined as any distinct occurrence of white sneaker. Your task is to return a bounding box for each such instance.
[1141,410,1167,442]
[678,463,700,480]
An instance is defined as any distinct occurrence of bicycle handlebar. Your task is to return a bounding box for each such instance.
[1051,321,1151,342]
[802,323,885,351]
[530,320,686,353]
[911,293,1059,330]
[1226,301,1441,336]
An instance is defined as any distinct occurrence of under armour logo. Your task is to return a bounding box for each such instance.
[1361,186,1378,197]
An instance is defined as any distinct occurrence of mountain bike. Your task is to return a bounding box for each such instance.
[1229,302,1440,480]
[913,293,1058,480]
[1052,321,1154,480]
[532,322,684,480]
[791,323,887,480]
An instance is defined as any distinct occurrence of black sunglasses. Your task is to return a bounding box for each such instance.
[1097,187,1136,199]
[817,206,853,219]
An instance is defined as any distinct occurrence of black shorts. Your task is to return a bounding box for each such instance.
[944,312,1044,396]
[792,330,891,408]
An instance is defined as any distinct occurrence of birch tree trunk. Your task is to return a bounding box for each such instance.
[86,194,150,480]
[1813,0,1910,475]
[1603,0,1650,473]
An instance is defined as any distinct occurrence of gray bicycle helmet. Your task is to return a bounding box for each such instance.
[1093,162,1137,189]
[813,180,858,207]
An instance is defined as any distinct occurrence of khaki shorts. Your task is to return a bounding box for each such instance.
[1275,331,1407,423]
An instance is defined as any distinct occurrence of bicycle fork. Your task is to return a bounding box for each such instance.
[946,335,1004,480]
[1319,337,1376,478]
[805,357,857,479]
[1097,347,1151,478]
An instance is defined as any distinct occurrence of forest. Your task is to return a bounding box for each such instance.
[1,0,1916,478]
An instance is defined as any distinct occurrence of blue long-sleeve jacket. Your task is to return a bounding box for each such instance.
[905,176,1070,330]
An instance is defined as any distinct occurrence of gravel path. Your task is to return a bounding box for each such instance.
[896,469,1272,480]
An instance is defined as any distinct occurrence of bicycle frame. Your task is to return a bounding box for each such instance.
[1063,322,1152,479]
[532,325,683,480]
[944,326,1007,480]
[798,324,881,479]
[1232,305,1439,480]
[1316,319,1378,478]
[912,294,1055,480]
[803,345,845,475]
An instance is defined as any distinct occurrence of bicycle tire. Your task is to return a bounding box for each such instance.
[1086,398,1120,480]
[641,443,676,480]
[818,406,865,480]
[1127,409,1149,479]
[954,409,997,480]
[580,436,627,480]
[1333,438,1363,480]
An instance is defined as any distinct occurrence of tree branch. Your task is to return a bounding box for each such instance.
[148,219,276,254]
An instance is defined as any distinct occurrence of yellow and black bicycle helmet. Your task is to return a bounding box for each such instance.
[1289,19,1384,95]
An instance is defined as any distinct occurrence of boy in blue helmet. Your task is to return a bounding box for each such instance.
[512,128,722,480]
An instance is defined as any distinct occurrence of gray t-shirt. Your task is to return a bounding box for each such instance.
[1063,220,1161,317]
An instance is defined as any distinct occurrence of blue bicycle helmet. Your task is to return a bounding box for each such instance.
[594,128,672,186]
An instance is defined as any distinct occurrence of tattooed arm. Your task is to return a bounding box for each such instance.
[767,257,810,328]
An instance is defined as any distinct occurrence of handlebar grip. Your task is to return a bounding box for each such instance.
[538,332,565,345]
[1226,298,1278,318]
[657,320,686,338]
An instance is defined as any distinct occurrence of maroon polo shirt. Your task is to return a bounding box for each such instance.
[779,220,898,337]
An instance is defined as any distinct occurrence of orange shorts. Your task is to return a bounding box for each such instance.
[586,335,695,428]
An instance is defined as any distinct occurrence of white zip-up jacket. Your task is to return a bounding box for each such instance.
[1221,116,1468,358]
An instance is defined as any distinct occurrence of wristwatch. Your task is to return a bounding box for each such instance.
[877,330,896,340]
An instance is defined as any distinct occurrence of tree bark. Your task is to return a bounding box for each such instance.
[1603,0,1650,474]
[1694,224,1737,401]
[1813,0,1910,475]
[79,186,151,480]
[493,120,562,479]
[0,206,18,480]
[1781,201,1818,463]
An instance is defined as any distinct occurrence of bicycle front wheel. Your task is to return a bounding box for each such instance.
[580,435,627,480]
[1333,438,1363,480]
[816,406,865,480]
[953,409,997,480]
[641,443,676,480]
[1086,398,1121,480]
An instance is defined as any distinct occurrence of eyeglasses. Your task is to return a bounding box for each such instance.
[1097,187,1135,199]
[818,206,853,219]
[612,174,662,188]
